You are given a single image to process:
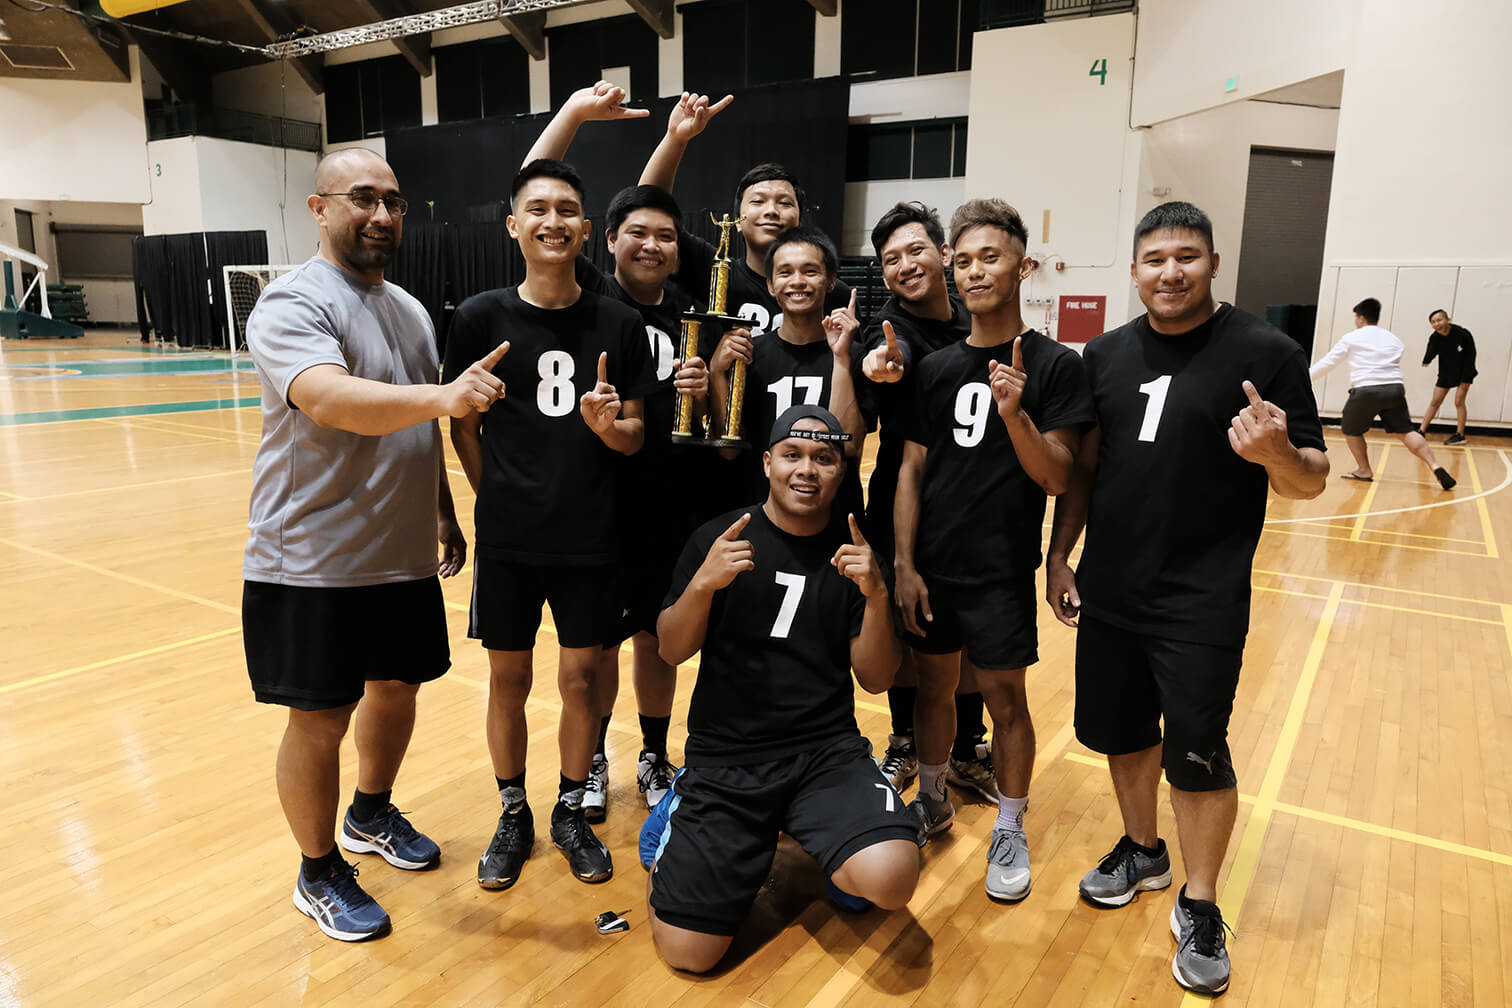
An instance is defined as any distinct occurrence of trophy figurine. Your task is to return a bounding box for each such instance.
[672,213,748,445]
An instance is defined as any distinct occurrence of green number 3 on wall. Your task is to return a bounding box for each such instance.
[1089,58,1107,85]
[156,164,162,177]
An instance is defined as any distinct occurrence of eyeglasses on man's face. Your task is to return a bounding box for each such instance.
[317,189,409,217]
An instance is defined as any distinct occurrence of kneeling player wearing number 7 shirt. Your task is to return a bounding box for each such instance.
[645,405,920,974]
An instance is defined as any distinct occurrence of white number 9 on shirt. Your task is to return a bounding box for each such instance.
[953,382,992,447]
[537,350,577,417]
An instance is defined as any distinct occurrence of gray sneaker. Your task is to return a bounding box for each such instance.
[1079,835,1172,907]
[878,735,918,791]
[984,827,1031,901]
[1170,888,1232,995]
[907,791,955,846]
[947,742,996,803]
[582,754,609,824]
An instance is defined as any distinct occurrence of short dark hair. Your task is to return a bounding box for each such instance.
[948,198,1028,250]
[735,163,806,217]
[1133,201,1215,257]
[764,224,838,281]
[870,202,945,258]
[1353,298,1382,325]
[510,158,586,211]
[605,184,682,236]
[1429,308,1449,322]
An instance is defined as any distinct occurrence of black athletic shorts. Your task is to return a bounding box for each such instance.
[469,556,619,651]
[648,734,918,936]
[901,572,1038,670]
[607,551,677,646]
[1073,615,1242,792]
[1341,383,1414,436]
[243,577,450,711]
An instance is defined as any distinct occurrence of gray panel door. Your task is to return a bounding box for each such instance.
[1235,148,1334,348]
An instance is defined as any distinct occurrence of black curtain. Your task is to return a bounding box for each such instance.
[133,230,268,349]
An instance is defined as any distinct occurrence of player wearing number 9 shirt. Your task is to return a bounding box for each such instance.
[1045,202,1327,996]
[444,159,657,894]
[645,405,920,974]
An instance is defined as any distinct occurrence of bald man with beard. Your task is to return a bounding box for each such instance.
[242,148,508,942]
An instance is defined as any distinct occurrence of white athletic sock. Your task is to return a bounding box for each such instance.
[996,792,1028,833]
[918,761,948,803]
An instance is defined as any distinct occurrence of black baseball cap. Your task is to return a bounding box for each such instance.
[768,404,851,449]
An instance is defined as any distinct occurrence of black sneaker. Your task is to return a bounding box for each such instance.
[550,800,613,883]
[477,798,534,891]
[1445,432,1467,446]
[1434,466,1457,491]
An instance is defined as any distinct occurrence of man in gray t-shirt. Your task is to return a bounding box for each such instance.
[242,148,509,943]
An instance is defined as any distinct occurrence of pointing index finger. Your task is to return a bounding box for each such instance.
[847,513,869,547]
[480,340,510,369]
[597,351,609,386]
[1242,379,1264,407]
[883,320,899,353]
[1012,335,1024,372]
[720,512,752,540]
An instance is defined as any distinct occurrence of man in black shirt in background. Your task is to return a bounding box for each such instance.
[646,405,919,973]
[1046,202,1327,996]
[855,201,993,804]
[894,199,1094,904]
[445,159,657,893]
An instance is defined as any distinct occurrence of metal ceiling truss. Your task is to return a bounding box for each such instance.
[263,0,597,59]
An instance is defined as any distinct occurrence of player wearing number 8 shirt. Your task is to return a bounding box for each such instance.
[443,159,657,894]
[894,198,1095,904]
[1046,202,1327,996]
[645,405,920,973]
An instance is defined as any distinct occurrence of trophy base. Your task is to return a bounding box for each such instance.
[712,436,749,450]
[671,432,716,447]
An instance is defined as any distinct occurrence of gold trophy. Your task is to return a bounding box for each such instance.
[672,213,748,445]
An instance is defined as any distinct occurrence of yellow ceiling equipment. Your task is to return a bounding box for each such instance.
[98,0,192,17]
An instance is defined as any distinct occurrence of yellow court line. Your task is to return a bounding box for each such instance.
[1253,584,1332,601]
[1265,447,1510,525]
[1466,448,1500,559]
[0,535,240,616]
[0,469,247,504]
[1263,525,1490,556]
[1349,443,1387,540]
[1254,567,1509,609]
[0,488,26,501]
[1062,753,1512,869]
[106,416,260,446]
[0,627,243,696]
[1347,526,1487,545]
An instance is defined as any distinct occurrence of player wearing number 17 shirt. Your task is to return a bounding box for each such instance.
[1045,202,1327,996]
[893,198,1095,905]
[645,405,920,974]
[443,158,658,895]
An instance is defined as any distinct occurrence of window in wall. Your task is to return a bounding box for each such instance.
[842,0,976,81]
[436,35,530,122]
[846,118,969,182]
[547,14,659,108]
[324,55,422,143]
[681,0,816,94]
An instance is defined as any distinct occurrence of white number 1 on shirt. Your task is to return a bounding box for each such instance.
[770,571,806,639]
[1137,375,1171,442]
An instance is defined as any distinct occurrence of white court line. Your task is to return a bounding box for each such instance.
[1264,448,1510,525]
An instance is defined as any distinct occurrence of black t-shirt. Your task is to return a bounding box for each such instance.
[1077,303,1326,646]
[726,330,868,519]
[665,506,867,766]
[1423,323,1478,384]
[904,330,1095,584]
[676,232,852,337]
[442,285,658,564]
[858,294,972,548]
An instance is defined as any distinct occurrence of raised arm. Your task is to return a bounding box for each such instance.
[823,290,867,449]
[522,81,649,166]
[833,514,900,693]
[989,337,1078,496]
[657,512,753,664]
[639,91,734,190]
[1229,380,1329,500]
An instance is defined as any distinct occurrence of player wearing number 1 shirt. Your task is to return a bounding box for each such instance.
[1045,202,1327,996]
[444,159,657,894]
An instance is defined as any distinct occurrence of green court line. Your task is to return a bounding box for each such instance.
[3,358,255,378]
[0,396,261,426]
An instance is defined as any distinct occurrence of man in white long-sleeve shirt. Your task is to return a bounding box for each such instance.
[1309,297,1455,490]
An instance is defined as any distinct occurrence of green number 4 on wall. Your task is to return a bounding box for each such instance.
[1089,58,1107,85]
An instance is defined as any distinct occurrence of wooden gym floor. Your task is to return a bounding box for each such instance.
[3,332,1511,1007]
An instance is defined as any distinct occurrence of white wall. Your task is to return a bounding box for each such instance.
[1141,101,1339,307]
[0,200,144,323]
[212,61,323,123]
[141,137,319,264]
[1131,0,1355,126]
[964,15,1145,332]
[0,47,151,204]
[1313,0,1512,426]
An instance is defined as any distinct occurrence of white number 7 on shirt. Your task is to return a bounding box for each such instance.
[770,571,806,639]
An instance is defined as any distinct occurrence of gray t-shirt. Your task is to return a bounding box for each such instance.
[243,256,441,587]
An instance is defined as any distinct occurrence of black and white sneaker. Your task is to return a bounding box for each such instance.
[1079,835,1172,907]
[340,804,440,870]
[1170,886,1233,995]
[551,800,613,883]
[477,796,534,891]
[636,750,679,810]
[583,753,609,824]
